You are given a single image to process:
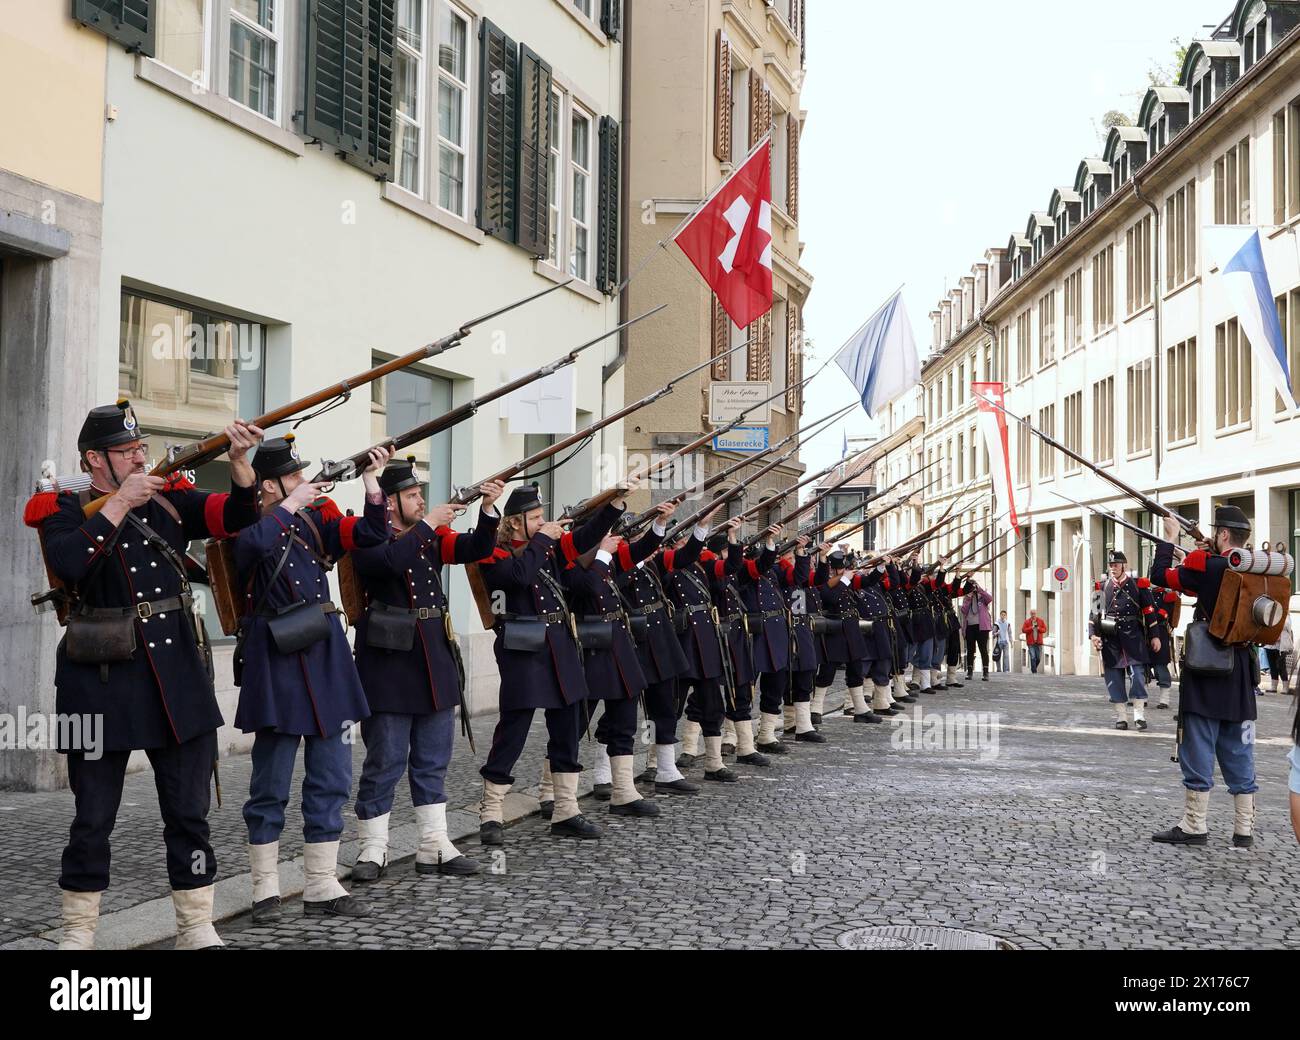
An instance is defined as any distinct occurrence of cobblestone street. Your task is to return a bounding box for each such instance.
[126,671,1300,951]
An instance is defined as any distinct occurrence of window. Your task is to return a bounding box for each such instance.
[228,0,279,120]
[1214,138,1252,224]
[1272,97,1300,224]
[969,426,978,479]
[547,89,563,264]
[436,2,471,216]
[729,60,750,167]
[1165,180,1197,287]
[772,108,789,209]
[1063,269,1083,352]
[1092,376,1114,464]
[1191,55,1213,118]
[1216,318,1253,430]
[569,106,593,281]
[1127,360,1153,456]
[958,362,966,405]
[119,289,265,640]
[1242,1,1268,70]
[371,362,453,505]
[156,0,209,82]
[1125,217,1152,315]
[1037,290,1056,367]
[571,0,594,18]
[1274,288,1300,410]
[393,0,425,195]
[1166,337,1198,445]
[1016,309,1031,381]
[1016,424,1030,487]
[1062,392,1082,473]
[1037,405,1055,480]
[1092,246,1115,331]
[957,433,965,483]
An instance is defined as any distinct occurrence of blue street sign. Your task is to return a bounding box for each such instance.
[713,427,769,452]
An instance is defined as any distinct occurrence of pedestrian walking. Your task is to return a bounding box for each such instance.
[1022,609,1048,674]
[993,610,1012,673]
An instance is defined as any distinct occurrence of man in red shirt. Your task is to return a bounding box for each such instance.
[1022,609,1048,673]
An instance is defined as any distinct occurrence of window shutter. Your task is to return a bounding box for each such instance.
[711,296,731,379]
[749,71,771,148]
[596,115,621,294]
[600,0,621,41]
[341,0,396,180]
[73,0,155,55]
[747,313,772,382]
[787,115,800,219]
[786,299,802,410]
[477,19,519,237]
[515,45,552,257]
[713,31,732,162]
[301,1,373,166]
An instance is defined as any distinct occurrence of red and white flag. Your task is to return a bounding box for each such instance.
[973,382,1020,536]
[673,136,774,329]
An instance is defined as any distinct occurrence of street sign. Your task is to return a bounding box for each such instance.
[708,381,771,425]
[1052,564,1071,593]
[713,427,769,452]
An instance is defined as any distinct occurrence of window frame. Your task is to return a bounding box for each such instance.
[227,0,283,124]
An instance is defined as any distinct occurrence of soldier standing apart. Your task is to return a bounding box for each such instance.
[235,437,393,921]
[476,486,624,842]
[1088,550,1160,732]
[349,461,505,881]
[1151,507,1261,847]
[45,402,262,949]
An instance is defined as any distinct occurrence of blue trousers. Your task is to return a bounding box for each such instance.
[1178,713,1258,794]
[930,636,947,670]
[1151,663,1172,688]
[997,642,1010,671]
[355,709,455,819]
[1104,665,1147,703]
[1028,644,1041,673]
[244,728,352,845]
[911,638,934,669]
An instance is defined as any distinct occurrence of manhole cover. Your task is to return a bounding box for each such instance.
[837,927,1016,950]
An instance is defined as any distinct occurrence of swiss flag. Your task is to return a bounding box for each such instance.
[673,136,774,329]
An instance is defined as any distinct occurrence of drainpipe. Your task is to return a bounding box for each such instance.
[601,0,634,471]
[1132,175,1163,495]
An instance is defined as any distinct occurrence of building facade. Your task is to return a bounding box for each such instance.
[921,0,1300,676]
[623,0,811,528]
[4,0,628,787]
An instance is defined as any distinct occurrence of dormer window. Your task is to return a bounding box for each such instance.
[1242,0,1268,69]
[1114,149,1131,187]
[1192,55,1213,117]
[1148,109,1168,153]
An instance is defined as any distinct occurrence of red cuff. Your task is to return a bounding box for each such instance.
[559,532,579,564]
[440,532,459,565]
[204,493,231,539]
[1164,568,1184,592]
[1136,577,1151,589]
[1184,550,1208,573]
[340,515,360,553]
[1142,605,1155,615]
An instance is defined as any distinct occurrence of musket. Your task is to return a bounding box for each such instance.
[955,535,1025,581]
[971,389,1207,542]
[614,401,853,535]
[569,368,823,525]
[1049,489,1163,546]
[859,499,969,568]
[943,516,1013,573]
[776,469,944,555]
[453,339,749,507]
[81,281,574,518]
[311,305,667,484]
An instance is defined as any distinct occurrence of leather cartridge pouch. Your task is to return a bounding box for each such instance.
[1181,619,1234,676]
[576,620,616,650]
[502,619,549,652]
[365,601,418,653]
[266,600,332,655]
[858,618,875,637]
[1098,617,1118,638]
[65,607,138,665]
[626,614,649,643]
[810,615,832,636]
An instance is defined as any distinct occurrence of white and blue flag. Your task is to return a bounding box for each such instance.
[833,289,921,419]
[1203,226,1298,413]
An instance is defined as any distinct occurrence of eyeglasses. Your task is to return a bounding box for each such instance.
[106,446,149,460]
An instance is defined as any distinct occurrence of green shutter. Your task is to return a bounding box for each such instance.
[72,0,155,56]
[596,115,620,294]
[514,45,552,258]
[301,0,368,159]
[477,19,519,237]
[600,0,621,41]
[346,0,395,180]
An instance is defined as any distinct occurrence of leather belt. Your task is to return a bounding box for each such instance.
[260,600,339,619]
[375,604,444,620]
[83,594,191,621]
[585,610,623,623]
[684,603,710,614]
[747,610,785,622]
[504,611,565,624]
[629,600,667,615]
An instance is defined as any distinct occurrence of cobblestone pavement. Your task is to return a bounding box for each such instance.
[151,672,1300,950]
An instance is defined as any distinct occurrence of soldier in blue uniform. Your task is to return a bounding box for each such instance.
[235,436,392,921]
[885,559,917,704]
[904,556,939,694]
[1151,507,1261,847]
[349,459,505,881]
[851,559,903,718]
[1088,550,1161,732]
[42,401,263,950]
[565,504,675,817]
[476,485,624,842]
[613,516,701,796]
[816,550,878,724]
[777,540,826,728]
[934,570,965,690]
[659,509,736,782]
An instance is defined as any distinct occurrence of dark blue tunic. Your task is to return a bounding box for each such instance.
[701,549,757,686]
[776,553,820,672]
[233,498,388,737]
[43,482,258,751]
[1152,544,1256,723]
[1087,574,1159,668]
[351,510,500,714]
[819,575,867,663]
[851,568,896,662]
[735,548,791,673]
[614,553,690,683]
[479,504,622,710]
[658,534,724,681]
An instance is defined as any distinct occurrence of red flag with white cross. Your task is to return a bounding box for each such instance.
[673,136,774,329]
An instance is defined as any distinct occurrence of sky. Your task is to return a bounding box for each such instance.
[796,0,1230,478]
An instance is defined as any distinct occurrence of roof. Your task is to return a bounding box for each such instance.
[1139,85,1191,125]
[1073,157,1111,192]
[1049,187,1082,215]
[1179,39,1243,84]
[1103,124,1147,161]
